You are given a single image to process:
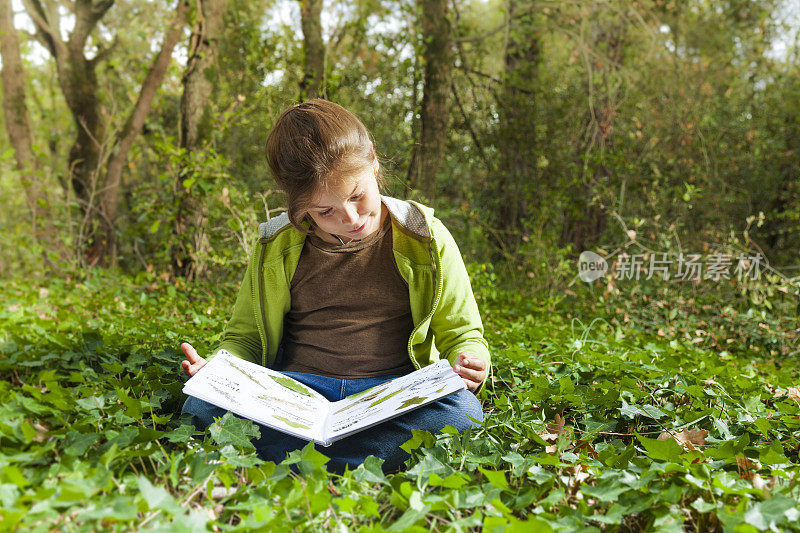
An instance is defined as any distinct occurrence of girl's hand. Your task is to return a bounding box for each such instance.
[180,342,207,377]
[453,352,487,392]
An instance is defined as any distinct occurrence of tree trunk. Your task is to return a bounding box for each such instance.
[299,0,324,99]
[0,0,43,235]
[493,0,538,257]
[561,13,624,252]
[98,0,190,264]
[180,0,227,150]
[406,0,452,201]
[25,0,189,265]
[24,0,112,264]
[173,0,227,279]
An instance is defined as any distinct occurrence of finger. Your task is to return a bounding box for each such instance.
[461,355,486,371]
[457,353,487,371]
[181,359,192,376]
[461,377,480,392]
[181,342,202,364]
[453,364,485,383]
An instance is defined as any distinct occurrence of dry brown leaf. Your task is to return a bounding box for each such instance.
[788,388,800,403]
[540,414,571,454]
[33,422,49,443]
[547,414,567,436]
[736,457,756,481]
[657,429,708,451]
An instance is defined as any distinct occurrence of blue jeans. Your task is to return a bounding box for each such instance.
[182,371,483,474]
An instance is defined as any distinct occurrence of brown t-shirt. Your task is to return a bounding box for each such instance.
[280,212,416,378]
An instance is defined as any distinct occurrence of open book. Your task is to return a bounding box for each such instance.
[182,350,466,446]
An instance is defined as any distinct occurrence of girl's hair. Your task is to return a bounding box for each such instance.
[265,99,384,234]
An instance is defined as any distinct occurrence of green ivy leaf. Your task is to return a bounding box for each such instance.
[636,433,682,462]
[208,413,259,450]
[479,468,509,490]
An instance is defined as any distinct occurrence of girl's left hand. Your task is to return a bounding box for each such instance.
[453,352,487,392]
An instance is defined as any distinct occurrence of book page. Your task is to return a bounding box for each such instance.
[183,350,329,442]
[325,360,465,441]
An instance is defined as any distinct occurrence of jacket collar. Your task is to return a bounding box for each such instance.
[258,195,432,241]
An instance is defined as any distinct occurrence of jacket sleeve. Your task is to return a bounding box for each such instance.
[211,243,262,364]
[429,217,492,383]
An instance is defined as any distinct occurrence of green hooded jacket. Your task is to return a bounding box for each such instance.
[213,195,491,387]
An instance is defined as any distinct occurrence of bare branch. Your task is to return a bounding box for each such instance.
[22,0,62,57]
[71,0,113,48]
[454,22,506,44]
[450,79,490,170]
[101,0,189,223]
[89,34,117,66]
[91,0,114,19]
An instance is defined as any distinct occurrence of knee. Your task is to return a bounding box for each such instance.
[407,390,484,434]
[447,390,484,430]
[181,396,227,430]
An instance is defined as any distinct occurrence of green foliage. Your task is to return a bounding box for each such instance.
[1,267,799,530]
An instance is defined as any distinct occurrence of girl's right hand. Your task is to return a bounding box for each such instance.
[180,342,207,377]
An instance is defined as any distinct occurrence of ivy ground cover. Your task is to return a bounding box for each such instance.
[0,270,798,531]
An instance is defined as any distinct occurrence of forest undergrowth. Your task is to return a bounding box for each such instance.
[0,266,798,532]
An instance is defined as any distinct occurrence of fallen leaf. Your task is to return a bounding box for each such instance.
[547,414,566,436]
[540,414,571,455]
[657,429,708,451]
[33,422,49,443]
[788,388,800,403]
[736,457,756,481]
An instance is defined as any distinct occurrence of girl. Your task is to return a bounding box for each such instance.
[180,99,491,473]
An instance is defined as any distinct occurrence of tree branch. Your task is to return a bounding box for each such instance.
[450,78,490,170]
[89,34,117,67]
[101,0,189,223]
[454,22,506,44]
[22,0,62,58]
[91,0,114,19]
[71,0,114,49]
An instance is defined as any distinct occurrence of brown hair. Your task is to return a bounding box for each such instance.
[265,99,384,234]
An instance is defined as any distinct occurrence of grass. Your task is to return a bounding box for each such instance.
[0,267,798,531]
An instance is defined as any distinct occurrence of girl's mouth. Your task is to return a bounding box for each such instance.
[348,222,366,234]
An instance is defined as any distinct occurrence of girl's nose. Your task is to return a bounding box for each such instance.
[341,203,359,225]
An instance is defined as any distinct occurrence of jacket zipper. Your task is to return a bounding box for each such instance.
[256,239,269,366]
[406,237,444,368]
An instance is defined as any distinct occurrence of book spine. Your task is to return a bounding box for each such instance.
[320,401,333,445]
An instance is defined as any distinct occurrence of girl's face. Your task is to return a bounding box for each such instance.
[307,160,384,243]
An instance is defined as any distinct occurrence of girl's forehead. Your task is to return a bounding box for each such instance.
[311,168,374,205]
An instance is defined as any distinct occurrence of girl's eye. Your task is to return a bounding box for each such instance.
[317,193,362,217]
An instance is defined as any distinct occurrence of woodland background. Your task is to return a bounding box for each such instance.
[0,0,798,285]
